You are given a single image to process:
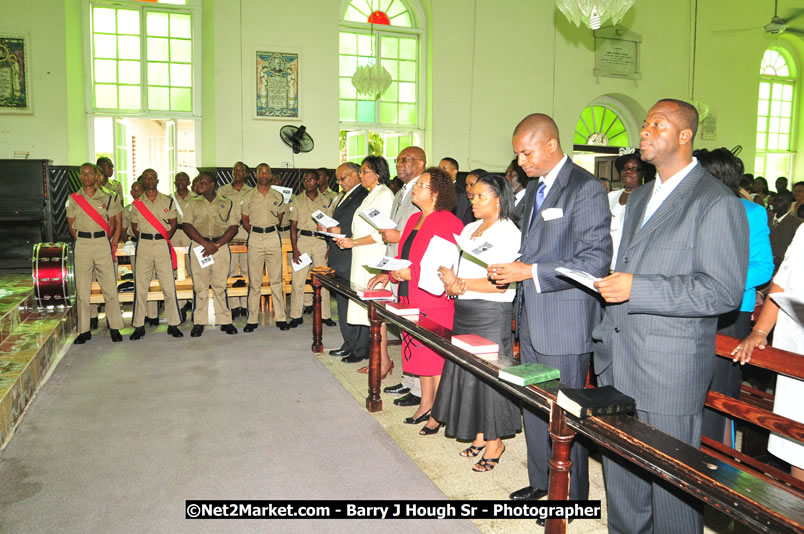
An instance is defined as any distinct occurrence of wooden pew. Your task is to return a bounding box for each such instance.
[89,242,313,308]
[311,273,804,534]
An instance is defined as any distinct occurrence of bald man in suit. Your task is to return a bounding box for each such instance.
[490,114,612,509]
[593,99,748,533]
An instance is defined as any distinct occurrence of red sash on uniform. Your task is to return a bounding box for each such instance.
[71,191,116,260]
[133,199,178,269]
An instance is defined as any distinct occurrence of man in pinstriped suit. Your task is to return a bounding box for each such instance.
[593,99,749,533]
[490,114,612,505]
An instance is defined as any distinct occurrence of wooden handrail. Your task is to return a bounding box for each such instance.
[312,273,804,534]
[716,335,804,379]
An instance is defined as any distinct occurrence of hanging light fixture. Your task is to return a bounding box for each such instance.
[352,62,392,100]
[555,0,636,30]
[351,24,392,100]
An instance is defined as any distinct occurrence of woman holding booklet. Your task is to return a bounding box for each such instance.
[369,168,464,427]
[428,174,522,472]
[335,156,395,362]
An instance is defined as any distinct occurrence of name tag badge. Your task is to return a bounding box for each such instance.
[542,208,563,221]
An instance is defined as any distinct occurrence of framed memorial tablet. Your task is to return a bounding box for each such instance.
[255,49,300,120]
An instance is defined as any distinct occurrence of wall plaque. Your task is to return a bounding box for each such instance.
[594,26,641,83]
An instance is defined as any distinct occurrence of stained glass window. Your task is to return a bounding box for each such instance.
[91,4,193,113]
[755,48,796,178]
[344,0,413,27]
[573,105,629,147]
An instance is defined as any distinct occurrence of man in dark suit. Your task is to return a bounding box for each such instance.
[593,99,748,533]
[439,157,471,223]
[768,190,802,270]
[326,162,369,358]
[489,114,612,508]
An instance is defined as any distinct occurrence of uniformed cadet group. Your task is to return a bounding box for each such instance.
[68,158,340,343]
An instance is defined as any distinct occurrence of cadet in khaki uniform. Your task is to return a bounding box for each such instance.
[288,170,335,328]
[217,162,253,318]
[67,163,125,344]
[271,173,290,240]
[241,163,288,332]
[122,181,160,323]
[172,172,194,315]
[302,168,337,312]
[182,172,239,337]
[89,162,125,328]
[129,169,183,340]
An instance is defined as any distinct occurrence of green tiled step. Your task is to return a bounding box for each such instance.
[0,298,74,448]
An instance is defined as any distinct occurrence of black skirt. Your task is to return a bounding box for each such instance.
[432,299,522,441]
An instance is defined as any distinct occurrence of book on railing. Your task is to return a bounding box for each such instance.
[557,385,636,419]
[451,334,499,354]
[498,363,560,386]
[356,288,394,301]
[385,302,419,317]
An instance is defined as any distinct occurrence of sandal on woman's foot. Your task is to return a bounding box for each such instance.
[419,422,442,435]
[460,444,486,458]
[472,445,505,472]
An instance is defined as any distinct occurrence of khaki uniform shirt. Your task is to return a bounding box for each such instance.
[218,182,252,221]
[130,192,178,234]
[320,188,337,204]
[184,194,237,239]
[241,187,284,228]
[100,179,124,211]
[289,192,335,232]
[173,192,194,224]
[122,204,133,239]
[66,188,122,232]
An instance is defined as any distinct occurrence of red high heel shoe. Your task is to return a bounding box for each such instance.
[357,361,395,379]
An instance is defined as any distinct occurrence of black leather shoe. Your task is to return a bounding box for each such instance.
[74,332,91,344]
[109,329,123,342]
[129,326,145,340]
[322,318,337,327]
[329,348,350,357]
[509,486,548,501]
[384,383,410,395]
[146,317,160,326]
[289,317,303,328]
[536,517,573,527]
[89,318,99,330]
[394,393,421,407]
[244,323,258,332]
[220,324,238,335]
[303,305,313,314]
[167,326,183,338]
[341,354,368,363]
[276,321,289,330]
[190,325,204,337]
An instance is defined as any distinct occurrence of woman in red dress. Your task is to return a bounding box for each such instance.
[369,167,464,427]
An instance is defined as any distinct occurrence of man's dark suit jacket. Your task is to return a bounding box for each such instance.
[453,181,471,224]
[769,212,803,269]
[327,186,369,280]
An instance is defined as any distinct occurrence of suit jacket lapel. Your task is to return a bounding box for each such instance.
[528,159,572,233]
[626,165,705,250]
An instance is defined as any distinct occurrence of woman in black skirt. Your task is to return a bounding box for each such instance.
[427,174,522,472]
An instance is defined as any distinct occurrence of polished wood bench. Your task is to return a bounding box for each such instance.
[311,273,804,534]
[89,242,314,312]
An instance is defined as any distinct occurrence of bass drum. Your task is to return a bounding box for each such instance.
[32,242,76,308]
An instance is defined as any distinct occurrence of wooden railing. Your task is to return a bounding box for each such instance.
[311,273,804,534]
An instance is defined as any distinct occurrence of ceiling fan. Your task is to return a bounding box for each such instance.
[714,0,804,36]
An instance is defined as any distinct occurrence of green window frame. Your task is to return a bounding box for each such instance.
[573,105,629,147]
[755,48,797,180]
[90,3,194,113]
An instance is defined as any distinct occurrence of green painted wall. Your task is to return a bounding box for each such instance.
[0,0,801,181]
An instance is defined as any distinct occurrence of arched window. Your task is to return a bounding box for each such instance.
[573,104,630,148]
[755,48,797,183]
[339,0,423,165]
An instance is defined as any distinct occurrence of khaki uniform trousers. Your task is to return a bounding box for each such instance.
[132,238,181,327]
[290,235,330,319]
[172,228,192,308]
[228,227,248,309]
[130,251,159,319]
[190,244,233,325]
[247,231,286,323]
[75,236,124,333]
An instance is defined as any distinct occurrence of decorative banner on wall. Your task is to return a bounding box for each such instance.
[255,50,299,119]
[0,34,31,114]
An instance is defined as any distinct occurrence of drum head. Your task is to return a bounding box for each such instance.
[32,242,76,308]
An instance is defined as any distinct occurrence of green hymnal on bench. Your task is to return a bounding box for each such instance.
[498,363,560,386]
[557,386,636,418]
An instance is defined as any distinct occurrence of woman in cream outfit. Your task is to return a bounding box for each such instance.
[338,157,395,327]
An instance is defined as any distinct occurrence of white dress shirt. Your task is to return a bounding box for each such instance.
[641,157,698,226]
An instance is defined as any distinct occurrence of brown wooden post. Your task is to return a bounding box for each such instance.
[546,402,575,534]
[366,301,383,412]
[311,273,323,353]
